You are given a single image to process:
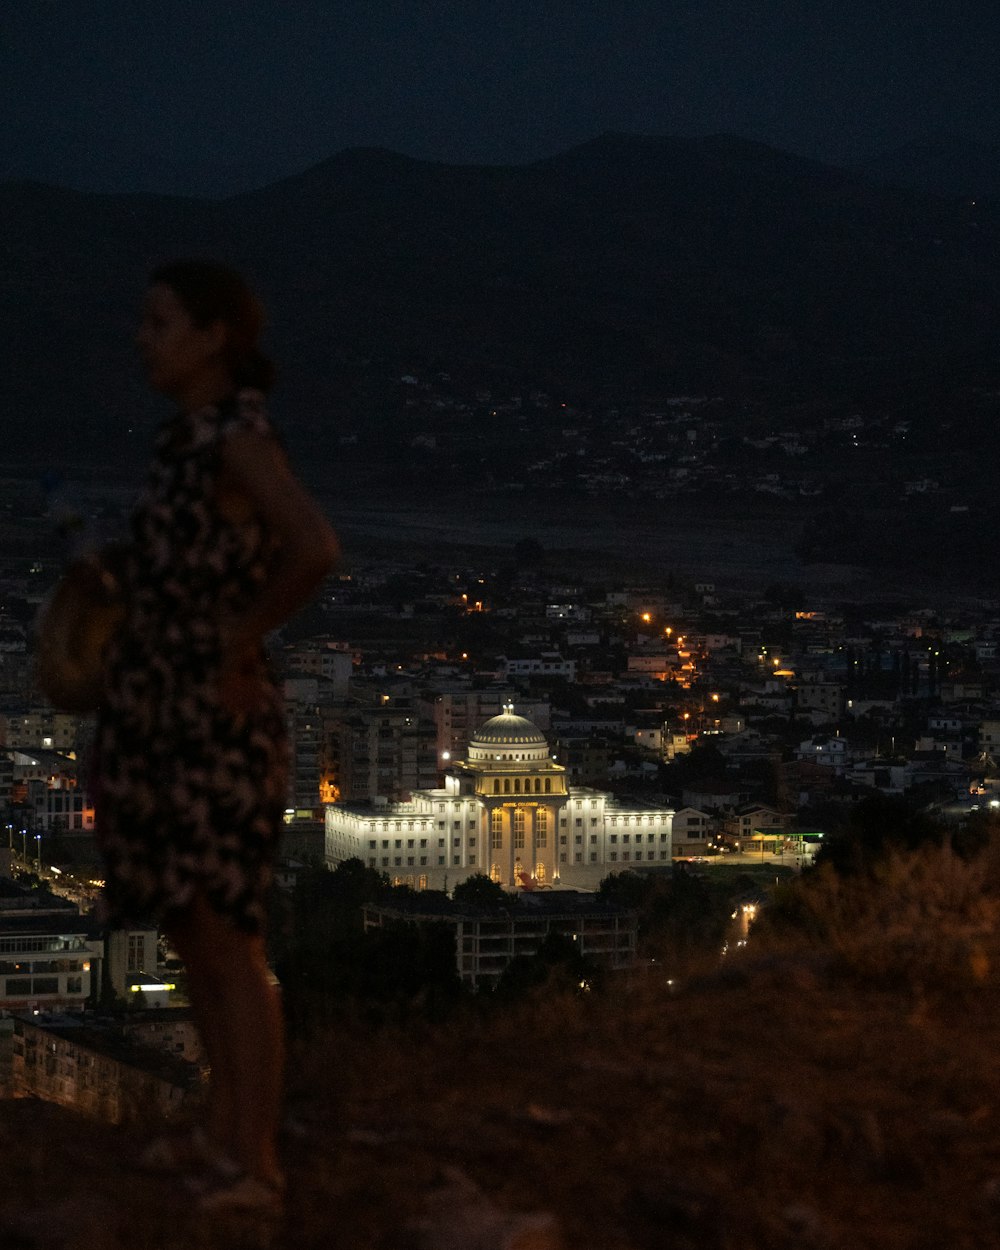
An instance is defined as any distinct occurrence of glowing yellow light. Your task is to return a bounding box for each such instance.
[641,612,652,623]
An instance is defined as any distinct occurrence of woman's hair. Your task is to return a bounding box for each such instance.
[150,259,276,392]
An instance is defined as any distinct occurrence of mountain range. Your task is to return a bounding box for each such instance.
[3,132,1000,467]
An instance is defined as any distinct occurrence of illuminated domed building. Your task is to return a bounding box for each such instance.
[324,703,673,890]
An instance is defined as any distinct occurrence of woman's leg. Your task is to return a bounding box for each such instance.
[164,909,237,1151]
[164,892,285,1183]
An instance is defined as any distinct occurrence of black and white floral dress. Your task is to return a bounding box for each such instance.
[96,389,289,935]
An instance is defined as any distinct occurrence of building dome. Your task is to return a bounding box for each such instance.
[469,703,547,749]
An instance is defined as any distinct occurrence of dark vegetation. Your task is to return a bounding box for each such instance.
[4,801,1000,1246]
[5,805,1000,1246]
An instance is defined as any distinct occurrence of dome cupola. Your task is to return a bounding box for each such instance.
[468,702,550,765]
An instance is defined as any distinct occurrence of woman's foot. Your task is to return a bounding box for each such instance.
[138,1125,240,1181]
[196,1170,286,1219]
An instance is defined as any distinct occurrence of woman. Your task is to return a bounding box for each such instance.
[96,260,339,1217]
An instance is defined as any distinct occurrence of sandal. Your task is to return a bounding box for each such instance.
[196,1170,286,1220]
[139,1126,240,1181]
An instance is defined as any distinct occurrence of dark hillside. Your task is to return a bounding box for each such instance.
[2,840,999,1249]
[4,135,1000,466]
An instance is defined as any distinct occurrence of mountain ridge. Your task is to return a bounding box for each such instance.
[3,132,999,464]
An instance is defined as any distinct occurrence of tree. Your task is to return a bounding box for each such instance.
[452,873,510,910]
[815,793,944,875]
[494,931,596,999]
[598,870,653,911]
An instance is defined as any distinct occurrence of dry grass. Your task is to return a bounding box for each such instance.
[3,841,1000,1249]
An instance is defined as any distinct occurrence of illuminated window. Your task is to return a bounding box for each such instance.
[491,809,503,849]
[514,809,525,849]
[535,862,546,883]
[536,809,548,847]
[490,863,501,883]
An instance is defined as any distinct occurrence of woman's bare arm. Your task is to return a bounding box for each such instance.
[217,428,340,659]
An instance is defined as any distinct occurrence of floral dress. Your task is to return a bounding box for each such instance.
[96,389,289,935]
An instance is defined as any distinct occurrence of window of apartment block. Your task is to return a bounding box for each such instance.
[127,934,143,973]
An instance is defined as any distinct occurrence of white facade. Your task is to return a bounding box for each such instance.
[325,705,673,890]
[0,923,102,1012]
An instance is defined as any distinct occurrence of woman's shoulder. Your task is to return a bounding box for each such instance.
[217,388,275,442]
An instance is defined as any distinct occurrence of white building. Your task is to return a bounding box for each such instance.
[324,704,673,890]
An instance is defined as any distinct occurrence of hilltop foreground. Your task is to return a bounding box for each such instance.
[1,844,999,1250]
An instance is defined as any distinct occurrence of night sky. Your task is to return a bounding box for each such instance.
[3,0,999,196]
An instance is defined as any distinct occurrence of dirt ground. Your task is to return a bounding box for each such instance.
[2,947,999,1250]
